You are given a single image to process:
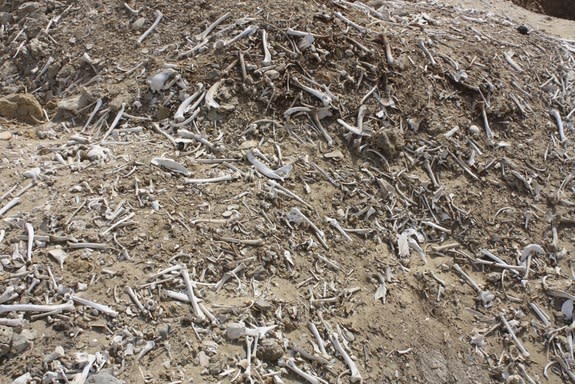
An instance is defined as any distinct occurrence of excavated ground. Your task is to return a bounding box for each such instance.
[0,1,574,383]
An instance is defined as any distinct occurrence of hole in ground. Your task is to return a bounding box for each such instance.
[511,0,575,20]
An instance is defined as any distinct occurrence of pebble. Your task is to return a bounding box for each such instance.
[469,124,481,137]
[0,131,11,140]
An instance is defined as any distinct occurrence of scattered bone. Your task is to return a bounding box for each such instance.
[195,12,231,41]
[279,358,328,384]
[137,10,163,44]
[287,207,328,249]
[0,302,75,314]
[151,157,192,176]
[70,295,118,317]
[330,332,362,383]
[246,150,292,181]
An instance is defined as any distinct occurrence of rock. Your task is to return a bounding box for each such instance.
[11,328,36,354]
[131,17,147,31]
[86,370,123,384]
[256,339,284,363]
[157,323,169,339]
[0,326,13,357]
[0,94,44,125]
[0,131,12,141]
[55,88,94,118]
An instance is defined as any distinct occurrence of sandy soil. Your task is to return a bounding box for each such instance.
[0,1,574,383]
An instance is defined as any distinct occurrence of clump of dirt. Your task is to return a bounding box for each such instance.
[0,1,574,384]
[0,94,44,125]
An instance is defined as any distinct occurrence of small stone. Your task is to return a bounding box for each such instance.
[0,326,13,357]
[157,323,170,339]
[517,25,531,35]
[469,124,481,137]
[0,131,12,141]
[256,339,284,363]
[254,298,273,312]
[131,17,147,30]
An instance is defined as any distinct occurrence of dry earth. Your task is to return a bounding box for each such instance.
[0,1,574,384]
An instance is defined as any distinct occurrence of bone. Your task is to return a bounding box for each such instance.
[310,110,334,146]
[205,80,223,109]
[223,25,258,47]
[287,207,329,249]
[101,212,135,235]
[101,102,125,141]
[174,85,205,122]
[0,197,20,216]
[181,265,206,320]
[215,263,245,291]
[504,51,522,72]
[67,242,109,250]
[308,322,329,358]
[529,302,551,327]
[279,358,328,384]
[246,150,292,181]
[334,11,368,33]
[0,301,75,314]
[125,286,146,313]
[137,10,163,44]
[136,340,156,361]
[500,313,530,358]
[481,104,494,145]
[452,264,494,307]
[195,12,230,41]
[549,108,567,143]
[151,157,192,177]
[123,2,140,15]
[82,98,102,132]
[291,77,332,106]
[25,222,34,263]
[148,68,178,93]
[520,244,545,263]
[337,118,371,137]
[262,29,272,65]
[0,318,27,327]
[268,180,313,210]
[418,40,437,66]
[330,332,362,383]
[71,295,118,317]
[71,353,96,384]
[183,173,240,184]
[325,216,353,242]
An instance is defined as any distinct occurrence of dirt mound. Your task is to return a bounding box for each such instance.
[512,0,575,20]
[0,0,574,383]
